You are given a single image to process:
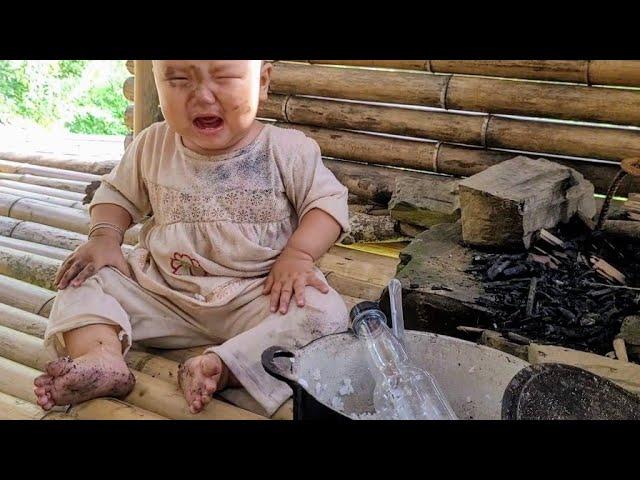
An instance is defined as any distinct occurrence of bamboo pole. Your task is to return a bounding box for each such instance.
[0,236,71,261]
[133,60,160,136]
[0,324,53,369]
[259,94,640,162]
[123,76,134,102]
[0,179,85,201]
[0,355,166,420]
[125,370,266,420]
[309,60,428,71]
[125,350,179,385]
[0,186,85,209]
[308,60,640,88]
[0,192,140,245]
[0,246,61,290]
[0,151,117,176]
[0,391,43,420]
[0,192,90,235]
[0,173,90,193]
[271,61,448,108]
[0,159,100,183]
[271,62,640,126]
[0,354,43,403]
[0,302,47,338]
[324,158,436,205]
[0,216,85,250]
[0,274,56,316]
[274,122,638,196]
[42,398,167,420]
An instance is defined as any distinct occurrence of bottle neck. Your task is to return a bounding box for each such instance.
[353,311,409,376]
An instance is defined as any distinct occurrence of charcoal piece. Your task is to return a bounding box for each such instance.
[487,260,512,280]
[503,264,530,278]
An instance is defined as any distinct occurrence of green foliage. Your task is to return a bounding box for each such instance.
[0,60,129,135]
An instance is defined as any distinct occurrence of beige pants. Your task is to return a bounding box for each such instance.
[44,267,349,416]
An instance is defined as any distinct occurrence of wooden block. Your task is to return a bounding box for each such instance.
[458,156,596,249]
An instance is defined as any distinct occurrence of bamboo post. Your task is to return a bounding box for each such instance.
[271,62,640,126]
[0,173,90,193]
[133,60,160,136]
[123,76,134,102]
[126,60,135,75]
[125,105,134,130]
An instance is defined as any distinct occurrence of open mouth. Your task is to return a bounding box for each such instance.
[193,115,224,132]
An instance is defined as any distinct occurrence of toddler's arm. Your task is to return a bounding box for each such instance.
[56,129,152,289]
[55,204,133,289]
[262,208,341,314]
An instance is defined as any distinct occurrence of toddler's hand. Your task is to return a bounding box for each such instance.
[55,233,132,290]
[262,246,329,314]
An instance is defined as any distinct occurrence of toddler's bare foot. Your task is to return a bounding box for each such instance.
[33,350,135,410]
[178,352,238,414]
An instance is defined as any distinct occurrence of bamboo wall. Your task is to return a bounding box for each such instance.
[123,60,640,200]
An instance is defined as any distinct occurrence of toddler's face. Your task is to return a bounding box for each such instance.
[153,60,271,154]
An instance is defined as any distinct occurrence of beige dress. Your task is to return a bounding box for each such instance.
[44,121,351,416]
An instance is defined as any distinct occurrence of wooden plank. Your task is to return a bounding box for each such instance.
[317,245,398,287]
[529,343,640,394]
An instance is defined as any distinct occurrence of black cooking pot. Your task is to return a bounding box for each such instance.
[261,330,529,420]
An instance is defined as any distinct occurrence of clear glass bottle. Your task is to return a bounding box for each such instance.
[350,302,458,420]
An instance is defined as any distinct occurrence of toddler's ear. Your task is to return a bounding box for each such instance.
[259,61,273,101]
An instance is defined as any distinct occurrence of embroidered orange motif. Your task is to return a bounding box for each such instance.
[170,252,209,276]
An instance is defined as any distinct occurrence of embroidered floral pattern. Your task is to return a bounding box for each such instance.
[170,252,210,276]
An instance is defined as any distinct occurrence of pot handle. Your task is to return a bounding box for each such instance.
[261,346,298,390]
